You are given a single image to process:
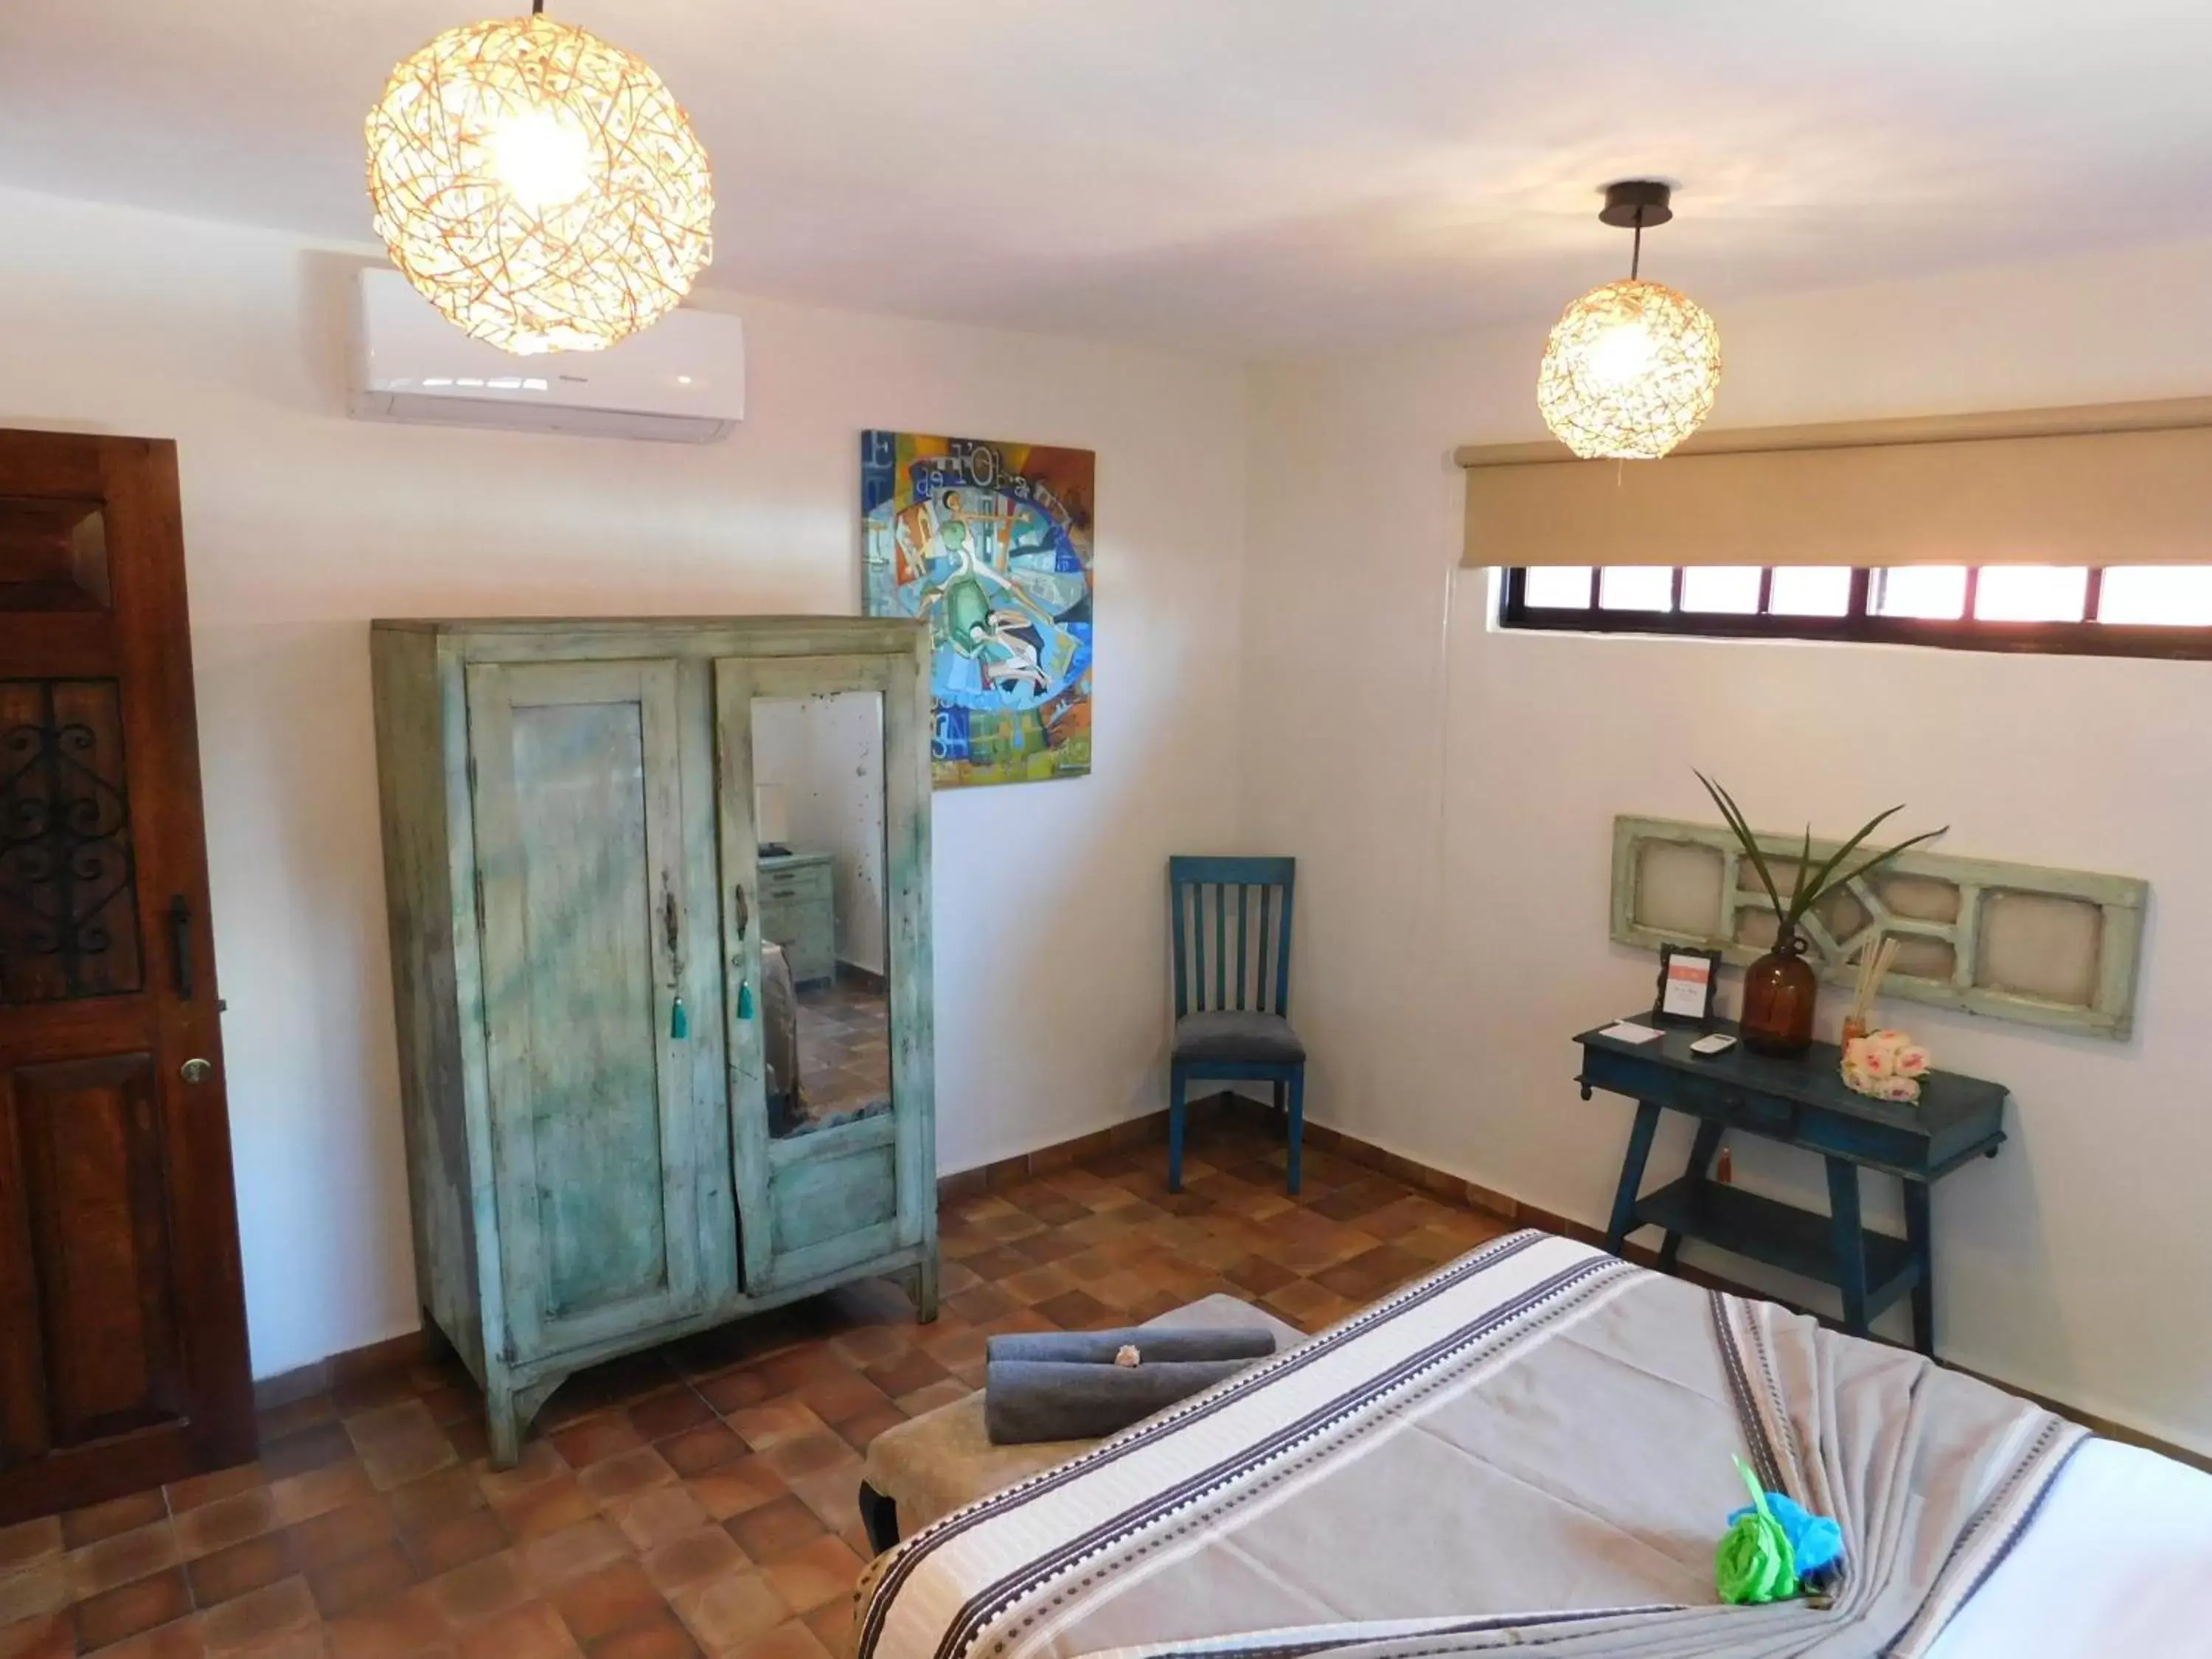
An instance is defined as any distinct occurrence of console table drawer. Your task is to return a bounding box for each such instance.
[1578,1041,1943,1177]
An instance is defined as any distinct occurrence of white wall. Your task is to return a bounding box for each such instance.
[753,693,888,976]
[1241,235,2212,1457]
[0,184,1248,1379]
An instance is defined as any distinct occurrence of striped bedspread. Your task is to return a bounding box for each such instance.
[853,1231,2082,1659]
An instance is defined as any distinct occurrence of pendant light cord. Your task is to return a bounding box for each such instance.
[532,0,544,13]
[1630,208,1644,279]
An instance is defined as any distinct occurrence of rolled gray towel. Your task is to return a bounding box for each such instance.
[985,1357,1251,1444]
[984,1326,1276,1366]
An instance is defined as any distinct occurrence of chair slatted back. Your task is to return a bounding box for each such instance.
[1169,856,1296,1020]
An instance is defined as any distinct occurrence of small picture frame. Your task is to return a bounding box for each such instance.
[1653,945,1721,1026]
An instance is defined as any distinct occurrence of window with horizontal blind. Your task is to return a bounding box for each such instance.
[1498,565,2212,658]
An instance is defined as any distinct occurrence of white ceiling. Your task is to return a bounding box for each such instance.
[4,1,2210,353]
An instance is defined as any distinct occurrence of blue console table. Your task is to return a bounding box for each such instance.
[1574,1015,2008,1357]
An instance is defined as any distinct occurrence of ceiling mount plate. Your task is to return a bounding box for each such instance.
[1599,180,1674,229]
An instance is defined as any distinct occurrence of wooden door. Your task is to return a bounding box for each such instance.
[465,660,723,1361]
[714,653,934,1293]
[0,431,254,1525]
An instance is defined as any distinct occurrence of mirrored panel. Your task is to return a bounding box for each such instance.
[751,690,891,1138]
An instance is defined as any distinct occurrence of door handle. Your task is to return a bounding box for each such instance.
[662,882,680,964]
[731,882,750,941]
[180,1057,214,1085]
[167,896,193,1000]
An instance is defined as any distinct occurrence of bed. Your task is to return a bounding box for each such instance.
[854,1231,2212,1659]
[1930,1436,2212,1657]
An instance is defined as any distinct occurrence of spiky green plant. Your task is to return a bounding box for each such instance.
[1695,773,1947,946]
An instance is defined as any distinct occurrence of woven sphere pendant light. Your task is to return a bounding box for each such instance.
[1537,183,1721,460]
[365,6,713,355]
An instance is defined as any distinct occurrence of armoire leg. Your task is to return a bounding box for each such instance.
[486,1380,525,1471]
[485,1373,566,1470]
[902,1252,940,1324]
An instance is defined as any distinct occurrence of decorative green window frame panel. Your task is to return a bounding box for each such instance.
[1610,815,2148,1040]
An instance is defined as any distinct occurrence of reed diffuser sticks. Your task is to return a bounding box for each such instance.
[1844,935,1901,1042]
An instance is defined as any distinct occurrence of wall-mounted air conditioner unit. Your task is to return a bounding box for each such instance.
[348,266,744,443]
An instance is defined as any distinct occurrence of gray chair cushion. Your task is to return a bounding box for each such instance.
[1173,1009,1305,1063]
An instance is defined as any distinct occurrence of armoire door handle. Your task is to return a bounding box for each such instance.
[731,883,749,941]
[663,881,689,1040]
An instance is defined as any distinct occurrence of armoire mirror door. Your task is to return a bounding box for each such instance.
[714,653,933,1299]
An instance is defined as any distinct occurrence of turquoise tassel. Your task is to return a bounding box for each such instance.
[737,981,755,1019]
[670,995,689,1040]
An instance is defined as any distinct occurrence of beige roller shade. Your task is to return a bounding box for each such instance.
[1456,397,2212,567]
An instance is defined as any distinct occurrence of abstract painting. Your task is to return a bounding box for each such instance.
[861,431,1094,787]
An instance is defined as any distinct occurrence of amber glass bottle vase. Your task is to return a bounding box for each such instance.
[1741,933,1818,1056]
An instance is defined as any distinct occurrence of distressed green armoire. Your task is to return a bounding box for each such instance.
[371,618,937,1465]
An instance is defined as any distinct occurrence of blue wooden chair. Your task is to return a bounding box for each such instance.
[1168,856,1304,1194]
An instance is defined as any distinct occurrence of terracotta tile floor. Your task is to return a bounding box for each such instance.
[0,1116,1513,1659]
[792,981,890,1127]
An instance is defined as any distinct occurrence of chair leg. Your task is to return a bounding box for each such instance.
[1285,1067,1305,1196]
[1168,1064,1189,1194]
[1272,1079,1286,1116]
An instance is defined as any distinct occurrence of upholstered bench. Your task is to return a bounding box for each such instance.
[858,1293,1304,1552]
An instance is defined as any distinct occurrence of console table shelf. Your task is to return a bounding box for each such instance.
[1633,1176,1919,1321]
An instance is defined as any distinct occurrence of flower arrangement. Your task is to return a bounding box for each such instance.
[1841,1029,1932,1103]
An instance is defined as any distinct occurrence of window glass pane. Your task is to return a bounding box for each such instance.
[2096,566,2212,626]
[1506,563,2212,652]
[1767,566,1851,616]
[1598,566,1674,611]
[1522,566,1593,609]
[1972,566,2087,622]
[1680,566,1761,613]
[1874,566,1967,619]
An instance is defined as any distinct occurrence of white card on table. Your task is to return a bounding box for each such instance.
[1599,1021,1662,1044]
